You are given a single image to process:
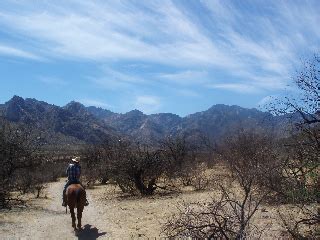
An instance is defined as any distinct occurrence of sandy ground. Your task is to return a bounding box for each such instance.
[0,175,305,239]
[0,179,215,239]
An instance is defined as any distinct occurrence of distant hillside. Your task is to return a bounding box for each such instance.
[86,103,292,144]
[0,96,295,147]
[87,107,182,144]
[0,96,117,147]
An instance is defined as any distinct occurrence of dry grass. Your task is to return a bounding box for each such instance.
[0,165,315,239]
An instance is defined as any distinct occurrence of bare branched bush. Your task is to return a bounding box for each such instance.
[268,55,320,238]
[0,120,43,208]
[82,144,109,187]
[267,136,319,204]
[164,129,278,239]
[160,136,201,186]
[83,138,169,195]
[164,188,265,239]
[185,162,211,191]
[278,204,320,239]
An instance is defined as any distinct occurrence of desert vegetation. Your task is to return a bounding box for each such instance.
[0,56,319,239]
[0,118,73,208]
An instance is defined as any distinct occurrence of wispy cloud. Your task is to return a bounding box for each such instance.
[158,70,208,86]
[207,83,260,94]
[91,67,146,90]
[79,98,112,109]
[38,76,68,86]
[134,95,161,114]
[0,0,318,96]
[0,44,41,60]
[257,95,277,109]
[177,89,200,97]
[201,0,319,90]
[0,1,248,69]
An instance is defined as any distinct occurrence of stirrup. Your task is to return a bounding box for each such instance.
[62,202,67,207]
[85,200,89,206]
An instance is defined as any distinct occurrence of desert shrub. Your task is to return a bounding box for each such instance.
[83,138,169,195]
[267,139,319,204]
[0,120,42,208]
[82,144,109,186]
[164,129,278,239]
[164,189,264,239]
[0,119,68,206]
[180,162,211,191]
[15,157,66,198]
[268,54,320,238]
[160,136,201,184]
[109,140,167,195]
[190,165,211,191]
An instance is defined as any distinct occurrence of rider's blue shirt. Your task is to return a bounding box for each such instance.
[66,163,81,182]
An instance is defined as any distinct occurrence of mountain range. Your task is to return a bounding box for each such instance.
[0,96,293,148]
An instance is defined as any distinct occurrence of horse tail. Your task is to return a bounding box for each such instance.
[75,186,86,208]
[75,188,81,208]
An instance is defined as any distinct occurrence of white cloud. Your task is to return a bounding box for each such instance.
[90,67,146,90]
[134,95,161,114]
[207,83,260,94]
[177,89,200,97]
[101,67,145,84]
[257,95,276,108]
[0,1,236,68]
[38,76,68,86]
[79,98,112,109]
[0,0,318,94]
[200,0,318,90]
[158,70,208,86]
[0,44,41,60]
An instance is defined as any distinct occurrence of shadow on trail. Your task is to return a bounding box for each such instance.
[76,224,107,240]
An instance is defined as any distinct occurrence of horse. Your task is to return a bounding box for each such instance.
[66,184,86,230]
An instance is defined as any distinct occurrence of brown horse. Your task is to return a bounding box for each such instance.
[66,184,86,230]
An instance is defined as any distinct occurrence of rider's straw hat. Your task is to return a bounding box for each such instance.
[72,156,80,163]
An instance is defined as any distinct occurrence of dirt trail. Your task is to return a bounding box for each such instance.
[1,179,191,239]
[0,177,291,239]
[0,179,110,239]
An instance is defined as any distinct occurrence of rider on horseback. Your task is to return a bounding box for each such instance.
[62,156,89,207]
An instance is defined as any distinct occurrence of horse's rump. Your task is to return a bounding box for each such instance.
[66,184,86,229]
[66,184,86,209]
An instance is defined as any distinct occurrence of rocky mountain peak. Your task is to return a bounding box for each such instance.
[64,101,87,115]
[125,109,145,117]
[4,95,26,121]
[0,96,293,146]
[86,106,115,119]
[6,95,25,106]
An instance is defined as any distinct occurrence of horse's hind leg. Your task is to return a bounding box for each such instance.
[70,207,76,229]
[77,206,84,229]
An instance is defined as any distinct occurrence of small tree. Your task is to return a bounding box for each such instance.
[0,119,41,208]
[164,129,278,239]
[85,138,168,195]
[160,135,200,186]
[268,55,320,238]
[82,144,109,186]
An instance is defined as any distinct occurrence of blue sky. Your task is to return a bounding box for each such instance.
[0,0,319,116]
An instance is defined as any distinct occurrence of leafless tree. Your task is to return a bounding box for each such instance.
[83,138,169,195]
[0,119,43,208]
[268,55,320,238]
[164,129,278,239]
[160,135,200,186]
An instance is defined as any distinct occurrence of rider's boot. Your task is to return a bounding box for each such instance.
[62,193,67,207]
